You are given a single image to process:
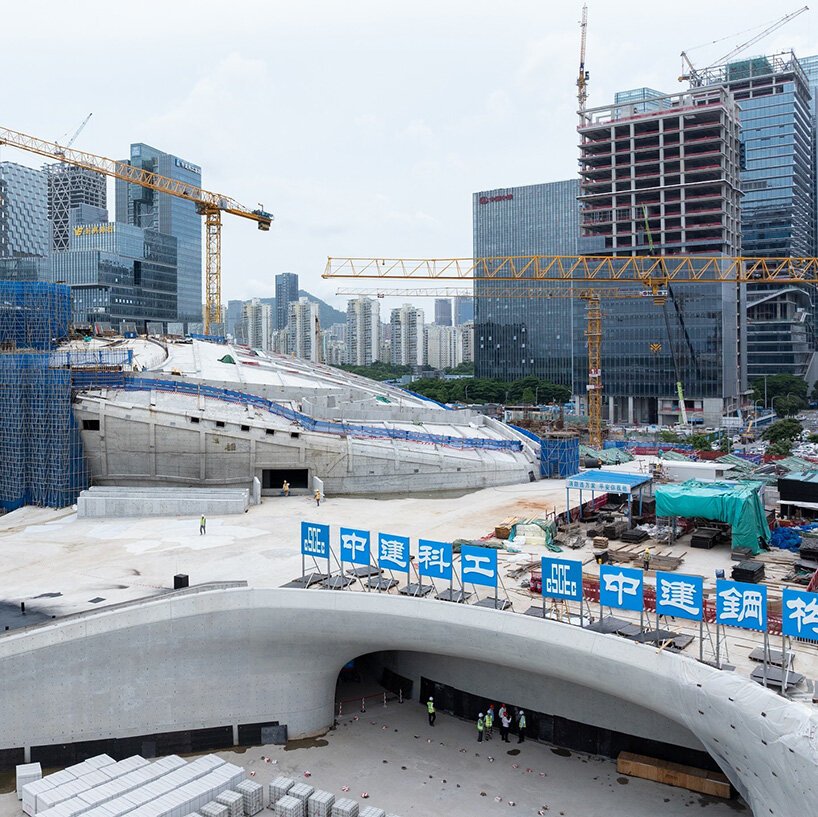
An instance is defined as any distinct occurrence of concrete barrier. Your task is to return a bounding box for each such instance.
[76,487,250,518]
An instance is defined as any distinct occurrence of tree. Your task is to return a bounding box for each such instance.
[521,388,536,405]
[751,373,808,405]
[773,395,805,418]
[687,433,712,451]
[659,430,681,443]
[762,418,803,443]
[767,439,793,457]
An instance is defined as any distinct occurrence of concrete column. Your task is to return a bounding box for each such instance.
[24,746,31,763]
[149,418,157,479]
[608,396,615,423]
[199,429,206,481]
[232,724,239,746]
[628,396,634,425]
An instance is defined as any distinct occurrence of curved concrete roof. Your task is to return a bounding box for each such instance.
[1,586,815,816]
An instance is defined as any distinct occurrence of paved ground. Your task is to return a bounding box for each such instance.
[1,464,816,695]
[0,698,747,817]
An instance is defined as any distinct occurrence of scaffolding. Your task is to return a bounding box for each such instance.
[542,433,580,478]
[0,353,84,509]
[0,282,70,350]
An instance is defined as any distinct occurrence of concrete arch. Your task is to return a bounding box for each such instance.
[0,586,816,817]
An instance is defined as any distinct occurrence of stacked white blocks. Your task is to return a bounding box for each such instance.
[305,791,333,817]
[235,780,263,816]
[16,763,43,800]
[286,785,312,806]
[216,790,243,817]
[268,779,294,805]
[201,802,229,817]
[272,797,303,817]
[359,809,385,817]
[22,754,245,817]
[330,800,358,817]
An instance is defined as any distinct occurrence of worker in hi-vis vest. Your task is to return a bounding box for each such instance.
[477,713,485,742]
[427,696,436,726]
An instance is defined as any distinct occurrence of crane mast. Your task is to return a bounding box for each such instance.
[577,4,590,114]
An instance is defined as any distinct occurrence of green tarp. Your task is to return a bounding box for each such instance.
[655,480,770,554]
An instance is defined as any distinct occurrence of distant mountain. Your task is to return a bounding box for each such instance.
[298,290,346,327]
[256,291,346,328]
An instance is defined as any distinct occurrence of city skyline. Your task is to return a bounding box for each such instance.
[3,1,817,312]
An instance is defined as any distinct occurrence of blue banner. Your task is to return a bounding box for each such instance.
[461,545,498,588]
[599,565,643,611]
[301,521,330,559]
[781,588,818,641]
[418,539,453,580]
[655,571,703,621]
[541,557,583,601]
[716,579,767,632]
[377,533,410,573]
[339,527,370,566]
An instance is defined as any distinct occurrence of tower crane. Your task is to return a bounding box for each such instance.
[577,4,590,114]
[679,6,809,86]
[324,254,818,448]
[0,125,273,335]
[56,113,93,155]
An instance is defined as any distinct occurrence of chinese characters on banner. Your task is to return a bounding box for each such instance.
[599,565,644,611]
[716,580,767,632]
[654,571,703,621]
[541,557,583,601]
[339,527,370,566]
[460,545,498,588]
[782,588,818,641]
[301,521,330,559]
[377,533,410,573]
[417,539,453,580]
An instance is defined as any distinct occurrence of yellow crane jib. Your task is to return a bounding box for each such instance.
[0,125,273,334]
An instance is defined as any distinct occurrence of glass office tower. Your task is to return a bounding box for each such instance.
[705,52,817,381]
[473,180,584,394]
[115,144,202,326]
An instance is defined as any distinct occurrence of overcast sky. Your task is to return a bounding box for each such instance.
[3,1,817,315]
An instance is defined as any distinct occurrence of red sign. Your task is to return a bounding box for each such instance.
[479,193,514,205]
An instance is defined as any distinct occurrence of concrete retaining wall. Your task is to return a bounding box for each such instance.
[77,487,250,518]
[0,588,815,816]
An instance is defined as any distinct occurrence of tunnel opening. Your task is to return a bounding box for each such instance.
[337,650,726,777]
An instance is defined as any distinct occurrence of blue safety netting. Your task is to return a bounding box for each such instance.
[124,378,522,452]
[771,523,818,552]
[0,282,70,350]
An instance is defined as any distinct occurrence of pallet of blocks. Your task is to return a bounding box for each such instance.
[16,764,42,800]
[202,802,230,817]
[273,795,304,817]
[287,784,314,805]
[331,799,359,817]
[359,808,385,817]
[269,778,295,805]
[617,752,730,798]
[236,780,264,816]
[306,791,334,817]
[217,791,244,817]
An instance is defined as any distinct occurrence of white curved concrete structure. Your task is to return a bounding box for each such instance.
[1,587,816,816]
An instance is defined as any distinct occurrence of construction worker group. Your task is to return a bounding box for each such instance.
[427,697,527,743]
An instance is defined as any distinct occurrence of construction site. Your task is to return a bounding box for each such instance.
[3,4,818,817]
